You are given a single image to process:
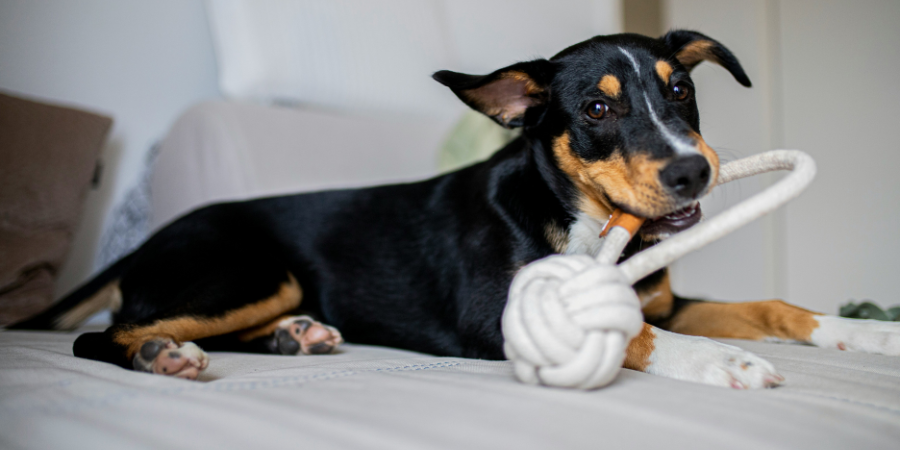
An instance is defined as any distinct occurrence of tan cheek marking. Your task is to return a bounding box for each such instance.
[597,74,621,98]
[655,60,673,85]
[624,323,655,372]
[667,300,822,342]
[553,132,674,219]
[581,155,631,209]
[688,131,720,185]
[675,40,719,69]
[553,132,614,220]
[114,274,302,358]
[638,272,674,321]
[584,153,670,218]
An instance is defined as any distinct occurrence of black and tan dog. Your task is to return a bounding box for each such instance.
[13,30,900,387]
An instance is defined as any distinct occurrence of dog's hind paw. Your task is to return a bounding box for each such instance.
[133,339,209,380]
[811,316,900,355]
[273,315,343,355]
[647,329,784,389]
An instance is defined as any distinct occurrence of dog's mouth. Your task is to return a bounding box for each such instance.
[639,202,702,237]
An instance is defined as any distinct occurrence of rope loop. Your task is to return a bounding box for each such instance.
[503,150,817,390]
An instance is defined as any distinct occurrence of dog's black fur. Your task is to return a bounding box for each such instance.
[11,30,751,370]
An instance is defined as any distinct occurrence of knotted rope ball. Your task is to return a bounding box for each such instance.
[502,254,644,389]
[502,150,817,390]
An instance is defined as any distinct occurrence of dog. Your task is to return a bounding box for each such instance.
[12,30,900,387]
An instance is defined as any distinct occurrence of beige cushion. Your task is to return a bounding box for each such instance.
[151,101,455,229]
[0,92,112,325]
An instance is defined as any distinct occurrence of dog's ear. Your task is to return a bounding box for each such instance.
[433,59,554,128]
[662,30,752,87]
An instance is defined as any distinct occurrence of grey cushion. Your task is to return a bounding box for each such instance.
[150,101,455,230]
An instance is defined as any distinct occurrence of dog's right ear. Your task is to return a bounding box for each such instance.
[662,30,752,87]
[433,60,554,128]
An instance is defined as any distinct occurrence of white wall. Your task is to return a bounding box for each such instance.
[664,0,900,313]
[0,0,221,296]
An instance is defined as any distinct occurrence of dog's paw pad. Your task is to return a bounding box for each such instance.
[707,351,784,389]
[275,316,343,355]
[134,339,209,380]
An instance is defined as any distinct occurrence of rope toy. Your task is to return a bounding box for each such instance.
[502,150,817,389]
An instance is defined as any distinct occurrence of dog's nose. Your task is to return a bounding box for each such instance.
[660,155,711,199]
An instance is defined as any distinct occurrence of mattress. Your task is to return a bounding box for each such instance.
[1,328,898,449]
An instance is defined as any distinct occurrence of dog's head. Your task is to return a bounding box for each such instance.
[434,30,751,238]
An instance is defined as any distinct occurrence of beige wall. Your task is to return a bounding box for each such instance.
[779,0,900,310]
[664,0,900,313]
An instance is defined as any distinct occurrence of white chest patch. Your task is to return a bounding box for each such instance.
[564,212,607,257]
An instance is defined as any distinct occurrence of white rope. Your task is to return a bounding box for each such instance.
[502,150,817,389]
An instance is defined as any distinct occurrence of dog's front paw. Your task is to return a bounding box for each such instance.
[811,316,900,355]
[133,339,209,380]
[646,329,783,389]
[273,315,343,355]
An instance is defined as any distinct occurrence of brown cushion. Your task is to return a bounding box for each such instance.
[0,92,112,325]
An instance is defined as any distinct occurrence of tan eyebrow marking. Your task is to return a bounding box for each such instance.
[598,74,621,98]
[655,60,673,84]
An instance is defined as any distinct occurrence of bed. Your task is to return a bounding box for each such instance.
[2,327,899,449]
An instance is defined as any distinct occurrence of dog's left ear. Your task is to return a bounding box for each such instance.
[433,59,554,128]
[662,30,752,87]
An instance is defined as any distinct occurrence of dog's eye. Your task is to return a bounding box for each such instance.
[586,101,609,120]
[673,83,691,101]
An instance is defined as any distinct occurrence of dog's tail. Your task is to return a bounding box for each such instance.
[6,254,134,331]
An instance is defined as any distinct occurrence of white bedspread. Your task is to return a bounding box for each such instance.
[1,328,899,449]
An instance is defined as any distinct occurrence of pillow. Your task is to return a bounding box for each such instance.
[0,92,112,326]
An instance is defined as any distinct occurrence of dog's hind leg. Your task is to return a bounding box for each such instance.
[661,297,821,343]
[74,272,305,380]
[663,296,900,356]
[639,270,900,356]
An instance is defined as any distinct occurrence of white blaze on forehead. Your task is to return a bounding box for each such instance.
[644,92,698,155]
[618,47,641,75]
[618,47,698,156]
